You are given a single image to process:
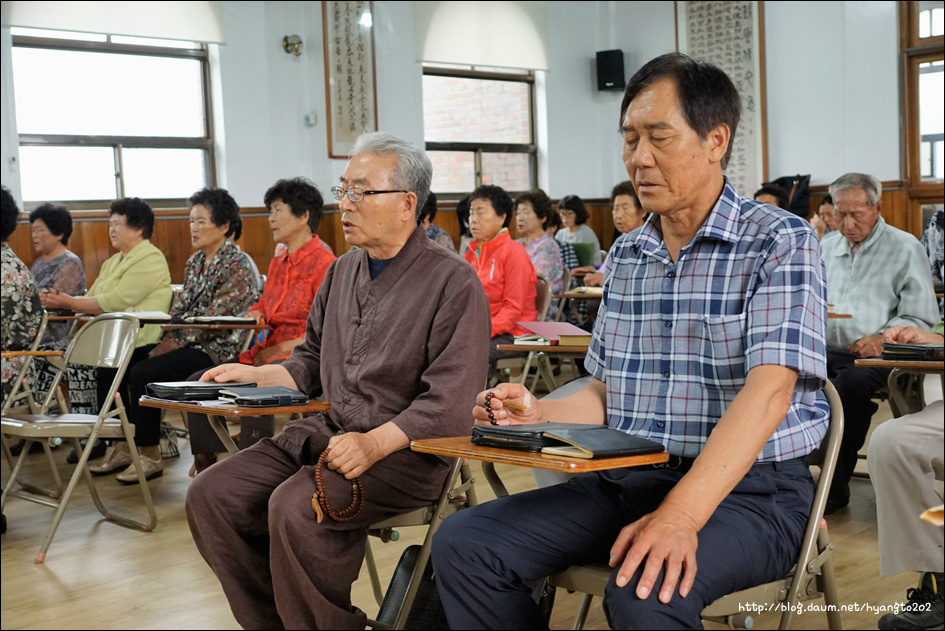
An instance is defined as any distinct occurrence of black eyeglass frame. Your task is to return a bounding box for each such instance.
[330,186,409,203]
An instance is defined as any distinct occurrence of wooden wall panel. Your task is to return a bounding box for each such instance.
[7,198,625,290]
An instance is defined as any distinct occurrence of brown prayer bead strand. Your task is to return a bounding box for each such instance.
[311,450,365,523]
[484,391,498,425]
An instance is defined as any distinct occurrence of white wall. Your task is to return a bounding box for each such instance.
[607,1,678,188]
[764,1,900,185]
[212,0,427,206]
[0,0,906,207]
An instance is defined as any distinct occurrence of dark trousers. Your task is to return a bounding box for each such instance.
[99,345,214,447]
[432,460,814,630]
[826,346,891,494]
[186,415,437,629]
[488,333,517,378]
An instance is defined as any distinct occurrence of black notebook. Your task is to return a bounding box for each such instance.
[471,423,664,459]
[217,386,308,407]
[146,381,257,401]
[881,342,944,361]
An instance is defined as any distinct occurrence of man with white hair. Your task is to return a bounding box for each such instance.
[820,172,938,513]
[186,132,491,629]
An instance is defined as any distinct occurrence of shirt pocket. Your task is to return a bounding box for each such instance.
[699,313,748,393]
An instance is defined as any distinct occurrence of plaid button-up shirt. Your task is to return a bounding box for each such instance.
[586,180,828,462]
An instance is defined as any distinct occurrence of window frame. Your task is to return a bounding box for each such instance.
[900,2,944,211]
[422,65,537,196]
[12,33,216,210]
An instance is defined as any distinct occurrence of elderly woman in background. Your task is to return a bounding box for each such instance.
[545,209,579,273]
[29,203,86,304]
[88,188,259,484]
[465,184,537,377]
[1,187,43,396]
[419,192,455,251]
[515,188,564,319]
[555,194,601,265]
[187,177,335,474]
[810,194,838,241]
[41,198,173,463]
[41,197,172,346]
[579,181,648,288]
[28,204,88,414]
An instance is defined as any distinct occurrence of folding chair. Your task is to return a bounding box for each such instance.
[548,380,844,630]
[364,457,477,630]
[1,313,158,564]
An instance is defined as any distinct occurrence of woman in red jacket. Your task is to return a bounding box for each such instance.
[464,185,538,379]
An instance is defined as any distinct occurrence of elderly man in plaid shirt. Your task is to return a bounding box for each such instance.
[432,52,829,630]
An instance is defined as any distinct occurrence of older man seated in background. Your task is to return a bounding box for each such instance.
[820,172,938,513]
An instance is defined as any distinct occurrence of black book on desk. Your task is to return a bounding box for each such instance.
[471,422,664,459]
[218,386,308,407]
[146,381,257,401]
[881,342,944,361]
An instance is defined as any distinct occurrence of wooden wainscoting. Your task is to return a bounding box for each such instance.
[9,197,618,286]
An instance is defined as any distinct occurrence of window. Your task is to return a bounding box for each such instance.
[901,2,944,202]
[11,29,214,208]
[422,65,536,194]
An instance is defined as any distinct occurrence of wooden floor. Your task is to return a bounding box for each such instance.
[1,382,939,630]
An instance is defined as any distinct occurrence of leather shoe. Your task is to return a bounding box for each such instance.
[824,484,850,515]
[89,443,132,476]
[116,446,163,485]
[191,452,217,476]
[67,438,107,464]
[10,439,45,457]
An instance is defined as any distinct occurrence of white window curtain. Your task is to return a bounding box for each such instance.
[414,0,548,70]
[1,1,224,44]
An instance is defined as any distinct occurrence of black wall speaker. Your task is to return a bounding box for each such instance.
[596,49,625,91]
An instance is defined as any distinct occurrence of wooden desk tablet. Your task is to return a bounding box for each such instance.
[853,358,944,371]
[410,435,668,472]
[412,435,668,499]
[854,358,944,417]
[1,350,64,359]
[160,323,267,331]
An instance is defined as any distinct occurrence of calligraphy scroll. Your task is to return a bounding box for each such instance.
[676,1,767,196]
[323,1,378,158]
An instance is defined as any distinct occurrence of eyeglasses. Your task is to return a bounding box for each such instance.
[330,186,408,203]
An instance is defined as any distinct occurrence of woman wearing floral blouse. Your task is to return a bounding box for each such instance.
[89,188,259,485]
[1,187,43,395]
[187,177,336,474]
[514,188,564,320]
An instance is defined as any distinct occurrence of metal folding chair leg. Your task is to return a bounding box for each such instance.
[365,458,477,630]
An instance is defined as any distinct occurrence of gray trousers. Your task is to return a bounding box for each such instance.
[869,400,945,576]
[186,414,439,629]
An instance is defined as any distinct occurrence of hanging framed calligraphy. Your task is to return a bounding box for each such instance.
[322,1,379,158]
[676,1,768,196]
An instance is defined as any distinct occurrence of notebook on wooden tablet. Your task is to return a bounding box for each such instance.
[471,423,664,459]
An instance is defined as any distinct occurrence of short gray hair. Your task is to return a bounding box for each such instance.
[828,172,882,208]
[351,132,432,218]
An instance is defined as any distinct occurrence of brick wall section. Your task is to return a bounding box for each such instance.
[423,75,531,192]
